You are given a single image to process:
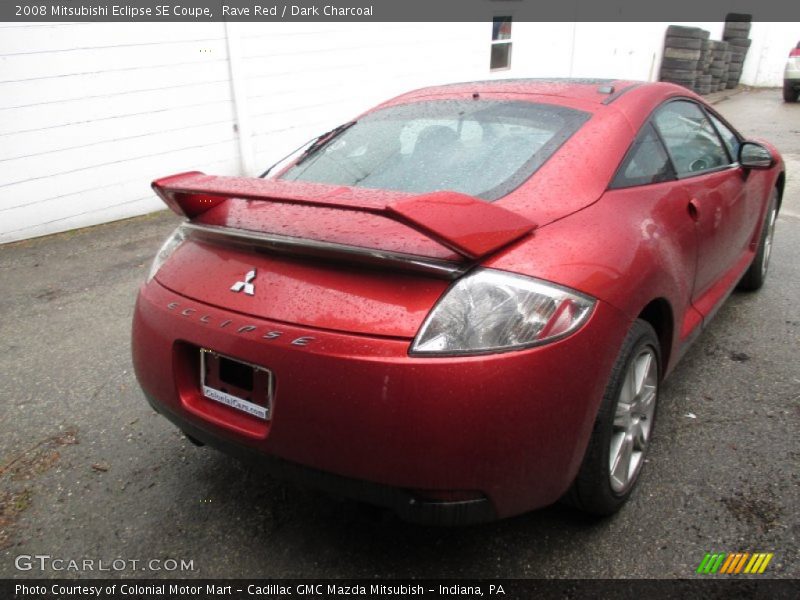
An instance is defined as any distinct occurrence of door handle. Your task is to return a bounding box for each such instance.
[688,198,700,221]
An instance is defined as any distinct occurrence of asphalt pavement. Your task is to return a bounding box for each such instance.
[0,88,798,579]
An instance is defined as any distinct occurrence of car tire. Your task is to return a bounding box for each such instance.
[665,37,704,50]
[563,319,661,516]
[660,68,698,79]
[724,21,751,32]
[727,38,752,49]
[723,29,750,40]
[664,48,702,61]
[738,190,778,291]
[784,81,799,103]
[661,58,700,70]
[666,25,708,40]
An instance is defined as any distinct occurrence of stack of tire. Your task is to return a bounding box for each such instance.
[709,41,731,92]
[660,26,710,92]
[722,14,752,89]
[696,39,715,95]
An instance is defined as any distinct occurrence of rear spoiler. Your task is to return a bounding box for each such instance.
[152,171,536,261]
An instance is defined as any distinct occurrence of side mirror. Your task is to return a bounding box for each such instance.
[739,141,774,169]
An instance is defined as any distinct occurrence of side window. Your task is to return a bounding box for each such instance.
[653,100,729,176]
[610,123,675,189]
[707,113,740,163]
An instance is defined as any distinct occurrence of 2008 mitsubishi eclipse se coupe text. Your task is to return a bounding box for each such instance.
[132,79,784,524]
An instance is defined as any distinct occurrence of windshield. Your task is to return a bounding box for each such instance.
[279,100,590,201]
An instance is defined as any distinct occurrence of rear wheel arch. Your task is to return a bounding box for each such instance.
[775,172,785,211]
[738,187,778,291]
[562,318,661,515]
[637,298,674,376]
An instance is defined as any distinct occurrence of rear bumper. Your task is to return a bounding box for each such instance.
[146,393,495,525]
[132,279,629,520]
[785,63,800,83]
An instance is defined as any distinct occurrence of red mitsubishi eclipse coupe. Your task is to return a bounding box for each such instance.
[132,79,783,524]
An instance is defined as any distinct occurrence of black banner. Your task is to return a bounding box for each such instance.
[3,0,800,23]
[4,579,800,600]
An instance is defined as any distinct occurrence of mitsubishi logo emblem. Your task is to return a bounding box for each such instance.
[230,269,256,296]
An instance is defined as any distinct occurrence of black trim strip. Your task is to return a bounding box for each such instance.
[183,222,468,279]
[601,83,642,105]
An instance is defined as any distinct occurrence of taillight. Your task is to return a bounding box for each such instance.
[790,48,800,57]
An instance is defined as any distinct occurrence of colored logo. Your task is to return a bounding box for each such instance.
[696,552,774,574]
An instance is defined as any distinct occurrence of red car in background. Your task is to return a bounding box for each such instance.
[132,79,784,524]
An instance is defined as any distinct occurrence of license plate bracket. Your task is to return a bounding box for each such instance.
[199,349,273,421]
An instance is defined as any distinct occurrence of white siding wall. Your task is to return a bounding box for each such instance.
[509,22,726,82]
[740,22,798,87]
[0,22,240,243]
[0,21,795,243]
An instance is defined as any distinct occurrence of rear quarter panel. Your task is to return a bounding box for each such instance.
[487,182,701,375]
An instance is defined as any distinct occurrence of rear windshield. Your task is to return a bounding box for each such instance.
[279,100,590,201]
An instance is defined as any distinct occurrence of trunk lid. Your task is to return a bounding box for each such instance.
[155,240,449,339]
[150,172,536,338]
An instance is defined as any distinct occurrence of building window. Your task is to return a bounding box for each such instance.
[490,16,512,70]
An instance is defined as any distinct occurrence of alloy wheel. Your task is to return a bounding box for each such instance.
[609,347,658,493]
[761,204,777,277]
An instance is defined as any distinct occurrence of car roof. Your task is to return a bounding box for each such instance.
[372,78,707,129]
[383,78,645,107]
